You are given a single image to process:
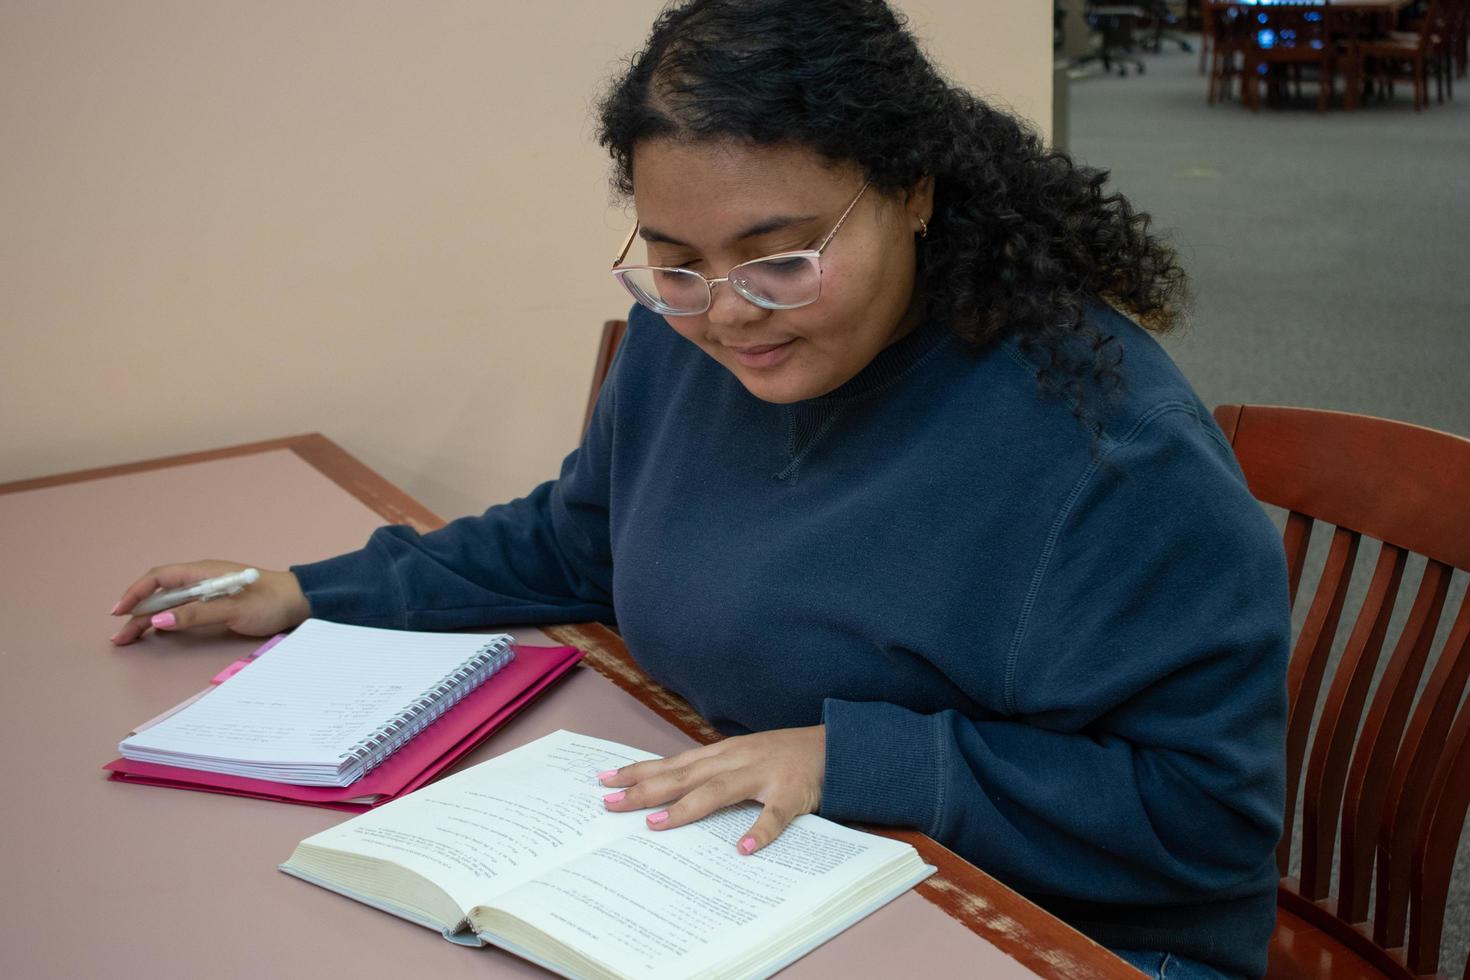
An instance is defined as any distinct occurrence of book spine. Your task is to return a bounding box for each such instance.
[340,636,515,775]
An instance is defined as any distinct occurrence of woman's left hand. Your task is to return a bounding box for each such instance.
[598,725,826,855]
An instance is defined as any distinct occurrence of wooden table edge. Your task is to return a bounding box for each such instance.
[4,433,1139,979]
[0,434,443,532]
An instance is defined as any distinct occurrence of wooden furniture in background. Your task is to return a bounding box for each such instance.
[1450,0,1470,78]
[1205,1,1254,103]
[1360,0,1449,109]
[1214,404,1470,980]
[1330,0,1421,108]
[1241,4,1338,111]
[1199,0,1218,74]
[1204,0,1417,109]
[1425,0,1462,97]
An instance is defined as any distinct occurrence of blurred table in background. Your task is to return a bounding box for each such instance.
[1205,0,1418,109]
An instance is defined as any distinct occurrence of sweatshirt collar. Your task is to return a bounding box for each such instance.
[781,319,950,466]
[807,317,950,403]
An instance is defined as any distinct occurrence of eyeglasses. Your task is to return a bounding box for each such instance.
[609,181,871,317]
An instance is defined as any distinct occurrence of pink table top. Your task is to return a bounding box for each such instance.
[0,443,1062,979]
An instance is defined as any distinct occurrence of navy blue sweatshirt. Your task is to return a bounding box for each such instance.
[295,303,1290,978]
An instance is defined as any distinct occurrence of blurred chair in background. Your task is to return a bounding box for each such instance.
[1205,1,1252,103]
[1144,0,1195,53]
[1450,0,1469,78]
[1075,3,1149,76]
[1360,0,1450,110]
[1199,0,1219,74]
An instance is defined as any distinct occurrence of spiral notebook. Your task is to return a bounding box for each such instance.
[117,618,517,787]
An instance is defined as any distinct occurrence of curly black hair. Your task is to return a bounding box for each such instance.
[597,0,1188,430]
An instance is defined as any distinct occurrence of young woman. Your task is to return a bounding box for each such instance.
[111,3,1290,977]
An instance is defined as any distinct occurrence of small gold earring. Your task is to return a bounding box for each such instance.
[917,216,928,239]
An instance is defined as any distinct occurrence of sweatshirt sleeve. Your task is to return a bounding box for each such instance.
[820,403,1290,905]
[290,363,620,632]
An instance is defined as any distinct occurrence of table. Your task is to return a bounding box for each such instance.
[0,434,1137,979]
[1209,0,1416,109]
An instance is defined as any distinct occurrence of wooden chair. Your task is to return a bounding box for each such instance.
[1240,5,1338,112]
[1199,0,1216,75]
[1420,0,1462,99]
[1360,0,1448,111]
[1214,405,1470,980]
[582,319,628,437]
[1448,0,1470,79]
[1205,2,1253,104]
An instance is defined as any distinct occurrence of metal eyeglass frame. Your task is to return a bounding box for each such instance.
[609,180,872,316]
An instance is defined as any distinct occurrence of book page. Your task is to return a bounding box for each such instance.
[484,801,911,977]
[295,731,657,912]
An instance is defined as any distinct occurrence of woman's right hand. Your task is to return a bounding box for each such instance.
[109,560,311,646]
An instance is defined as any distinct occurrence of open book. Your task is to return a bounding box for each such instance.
[281,730,935,979]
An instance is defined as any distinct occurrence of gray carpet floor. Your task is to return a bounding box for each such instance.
[1064,38,1470,973]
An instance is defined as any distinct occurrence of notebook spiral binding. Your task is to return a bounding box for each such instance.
[339,635,515,777]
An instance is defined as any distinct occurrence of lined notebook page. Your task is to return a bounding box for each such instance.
[120,619,512,769]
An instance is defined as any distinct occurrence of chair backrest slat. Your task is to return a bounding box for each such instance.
[1298,544,1407,900]
[1280,526,1360,875]
[1338,559,1454,923]
[1283,510,1314,607]
[1410,685,1470,975]
[1374,590,1470,949]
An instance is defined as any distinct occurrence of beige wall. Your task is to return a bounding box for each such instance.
[1,1,1050,520]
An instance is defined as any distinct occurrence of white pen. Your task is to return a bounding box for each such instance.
[132,568,262,616]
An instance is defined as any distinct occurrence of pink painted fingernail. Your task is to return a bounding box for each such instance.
[646,810,669,826]
[110,601,124,615]
[739,836,758,855]
[597,770,619,782]
[151,612,176,629]
[602,791,625,805]
[109,632,124,645]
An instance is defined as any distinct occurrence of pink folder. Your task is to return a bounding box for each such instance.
[104,642,583,811]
